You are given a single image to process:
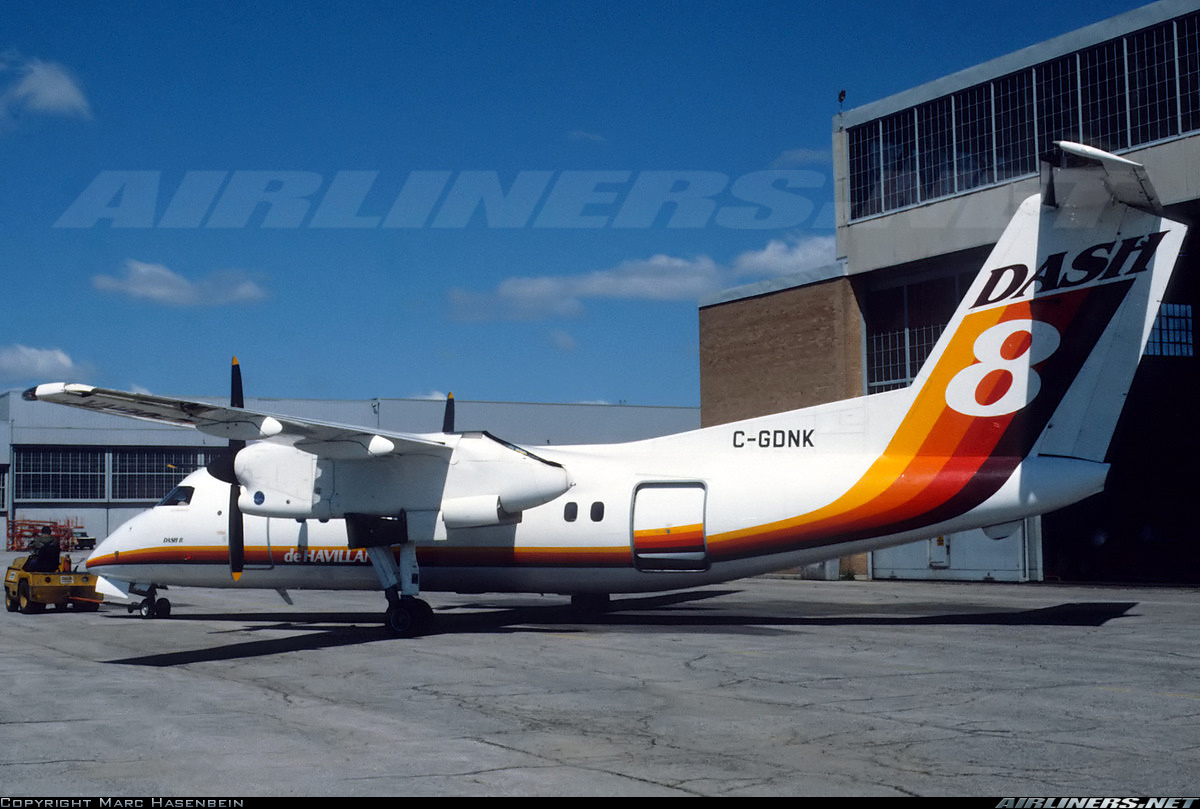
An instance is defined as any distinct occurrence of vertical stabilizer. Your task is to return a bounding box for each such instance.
[898,143,1186,468]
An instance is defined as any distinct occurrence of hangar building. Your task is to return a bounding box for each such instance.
[700,0,1200,583]
[0,390,698,550]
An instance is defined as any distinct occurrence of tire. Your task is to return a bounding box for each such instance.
[155,598,171,618]
[384,598,432,637]
[5,589,18,612]
[18,582,43,615]
[384,603,414,637]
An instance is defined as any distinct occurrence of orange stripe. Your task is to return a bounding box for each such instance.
[89,543,634,570]
[708,302,1030,558]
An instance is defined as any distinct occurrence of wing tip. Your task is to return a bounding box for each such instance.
[23,382,93,401]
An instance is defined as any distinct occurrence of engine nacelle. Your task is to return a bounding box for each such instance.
[441,494,518,529]
[235,442,331,519]
[441,433,572,515]
[232,432,572,526]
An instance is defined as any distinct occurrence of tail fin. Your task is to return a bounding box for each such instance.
[899,141,1186,468]
[783,142,1190,541]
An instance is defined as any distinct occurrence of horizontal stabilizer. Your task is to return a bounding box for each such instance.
[1044,140,1162,214]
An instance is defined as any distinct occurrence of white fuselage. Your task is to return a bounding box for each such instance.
[86,388,1109,597]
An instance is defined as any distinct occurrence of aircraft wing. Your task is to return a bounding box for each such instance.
[23,383,451,459]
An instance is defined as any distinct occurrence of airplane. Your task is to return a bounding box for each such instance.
[24,141,1188,636]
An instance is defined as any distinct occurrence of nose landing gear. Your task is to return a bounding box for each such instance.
[127,585,171,619]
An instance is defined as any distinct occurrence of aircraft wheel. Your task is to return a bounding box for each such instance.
[384,598,432,637]
[155,598,171,618]
[139,600,156,619]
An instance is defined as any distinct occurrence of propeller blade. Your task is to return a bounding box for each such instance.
[230,356,244,409]
[206,449,237,484]
[228,357,245,581]
[228,483,244,582]
[442,392,455,433]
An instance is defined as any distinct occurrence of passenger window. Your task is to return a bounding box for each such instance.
[564,502,578,522]
[590,501,604,522]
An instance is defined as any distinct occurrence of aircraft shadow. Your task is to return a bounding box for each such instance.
[104,590,1138,667]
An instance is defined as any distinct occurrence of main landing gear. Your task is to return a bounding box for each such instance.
[349,514,433,637]
[365,540,432,638]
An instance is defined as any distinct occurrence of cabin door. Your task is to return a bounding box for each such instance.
[631,482,708,571]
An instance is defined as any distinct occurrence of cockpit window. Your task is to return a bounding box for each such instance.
[157,485,194,507]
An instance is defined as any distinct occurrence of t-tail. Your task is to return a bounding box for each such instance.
[714,142,1188,557]
[873,141,1187,531]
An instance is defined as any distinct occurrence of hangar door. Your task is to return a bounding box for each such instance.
[631,483,708,571]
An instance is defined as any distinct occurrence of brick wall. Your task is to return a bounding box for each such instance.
[699,277,863,427]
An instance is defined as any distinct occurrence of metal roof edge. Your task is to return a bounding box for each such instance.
[699,260,849,308]
[839,0,1197,128]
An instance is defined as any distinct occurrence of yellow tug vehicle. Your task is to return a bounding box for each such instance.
[5,534,101,614]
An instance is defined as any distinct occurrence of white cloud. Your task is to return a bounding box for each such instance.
[450,235,836,322]
[732,235,837,277]
[93,260,267,306]
[410,390,450,401]
[0,345,89,383]
[0,53,91,130]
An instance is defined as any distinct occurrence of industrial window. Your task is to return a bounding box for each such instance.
[1127,22,1177,146]
[12,447,207,503]
[1036,55,1079,155]
[918,98,955,201]
[993,70,1036,181]
[1145,304,1194,357]
[1079,40,1127,151]
[845,11,1200,222]
[880,111,918,211]
[0,466,7,513]
[955,84,994,190]
[1179,13,1200,133]
[112,449,204,501]
[848,123,882,219]
[864,271,972,393]
[14,448,105,501]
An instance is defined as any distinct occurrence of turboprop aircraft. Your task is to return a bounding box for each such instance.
[24,142,1188,636]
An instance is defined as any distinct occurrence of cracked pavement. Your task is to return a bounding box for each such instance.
[2,559,1197,796]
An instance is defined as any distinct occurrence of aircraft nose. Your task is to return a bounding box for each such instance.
[85,533,116,569]
[85,513,140,569]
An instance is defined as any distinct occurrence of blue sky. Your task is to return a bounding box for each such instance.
[1,0,1146,407]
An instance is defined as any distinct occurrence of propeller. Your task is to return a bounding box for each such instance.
[442,392,455,433]
[205,357,246,581]
[227,357,245,580]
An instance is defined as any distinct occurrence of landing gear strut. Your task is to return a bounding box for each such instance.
[128,585,171,619]
[368,544,432,637]
[352,514,433,637]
